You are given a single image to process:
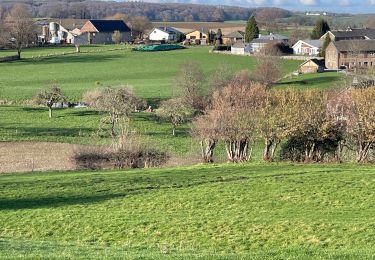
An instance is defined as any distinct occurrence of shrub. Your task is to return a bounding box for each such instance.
[74,146,169,170]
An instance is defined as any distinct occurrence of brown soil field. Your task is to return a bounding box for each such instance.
[0,142,82,173]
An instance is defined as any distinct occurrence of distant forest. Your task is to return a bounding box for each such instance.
[0,0,292,22]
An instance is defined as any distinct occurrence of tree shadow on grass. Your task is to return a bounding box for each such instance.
[0,176,250,210]
[19,54,122,65]
[0,126,95,138]
[276,75,341,87]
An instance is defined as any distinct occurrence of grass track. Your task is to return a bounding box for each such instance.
[0,163,374,258]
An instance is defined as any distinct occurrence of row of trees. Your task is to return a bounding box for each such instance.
[34,63,375,165]
[0,1,259,22]
[192,82,375,164]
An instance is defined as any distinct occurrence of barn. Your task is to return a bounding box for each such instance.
[299,59,325,74]
[80,20,132,44]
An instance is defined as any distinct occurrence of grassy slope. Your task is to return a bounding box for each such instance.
[278,71,344,90]
[0,106,196,155]
[0,163,374,258]
[0,46,301,101]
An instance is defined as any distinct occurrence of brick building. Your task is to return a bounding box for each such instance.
[325,40,375,70]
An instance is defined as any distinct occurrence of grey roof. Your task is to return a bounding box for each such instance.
[329,28,375,40]
[251,33,288,43]
[89,20,130,32]
[333,40,375,52]
[303,39,322,48]
[156,27,182,35]
[224,31,245,39]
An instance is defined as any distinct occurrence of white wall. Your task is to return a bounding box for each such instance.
[149,28,174,41]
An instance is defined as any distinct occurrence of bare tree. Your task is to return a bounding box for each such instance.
[83,86,141,137]
[106,14,151,40]
[257,89,299,161]
[196,82,266,163]
[1,4,36,58]
[35,83,67,119]
[256,8,283,33]
[192,113,219,163]
[345,89,375,162]
[207,63,234,93]
[174,61,208,111]
[252,57,281,88]
[112,30,122,44]
[155,98,195,136]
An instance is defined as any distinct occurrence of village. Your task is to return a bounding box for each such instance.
[1,1,375,258]
[31,17,375,76]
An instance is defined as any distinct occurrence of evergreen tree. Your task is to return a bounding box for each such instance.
[215,28,223,45]
[320,35,331,57]
[310,19,330,39]
[245,16,259,43]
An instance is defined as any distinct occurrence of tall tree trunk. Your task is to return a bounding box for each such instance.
[200,139,217,163]
[357,142,371,163]
[225,139,249,162]
[48,107,52,118]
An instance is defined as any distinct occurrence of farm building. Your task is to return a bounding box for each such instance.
[231,41,251,55]
[223,31,245,45]
[66,28,87,45]
[321,28,375,42]
[292,40,322,56]
[80,20,132,44]
[250,33,289,53]
[299,59,325,73]
[325,40,375,70]
[186,30,209,45]
[149,27,183,42]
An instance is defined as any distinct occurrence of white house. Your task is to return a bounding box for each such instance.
[292,40,322,56]
[250,33,289,53]
[149,27,182,42]
[231,41,251,55]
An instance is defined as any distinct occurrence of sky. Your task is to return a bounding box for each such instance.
[123,0,375,14]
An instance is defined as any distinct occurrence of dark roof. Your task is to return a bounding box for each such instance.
[300,58,325,68]
[330,28,375,40]
[251,33,288,43]
[333,40,375,52]
[90,20,130,32]
[156,27,182,35]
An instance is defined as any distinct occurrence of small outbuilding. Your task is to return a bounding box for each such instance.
[299,58,325,74]
[231,41,251,55]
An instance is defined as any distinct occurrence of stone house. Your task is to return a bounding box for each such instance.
[325,40,375,70]
[80,20,132,44]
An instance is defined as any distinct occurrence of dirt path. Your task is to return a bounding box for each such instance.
[0,142,82,173]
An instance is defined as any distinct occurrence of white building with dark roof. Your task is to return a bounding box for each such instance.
[148,27,183,42]
[292,39,322,56]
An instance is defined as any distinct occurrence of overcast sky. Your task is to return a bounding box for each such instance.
[123,0,375,14]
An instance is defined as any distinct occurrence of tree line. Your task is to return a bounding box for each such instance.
[0,0,259,22]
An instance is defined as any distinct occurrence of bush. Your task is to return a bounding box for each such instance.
[73,147,113,170]
[74,146,169,170]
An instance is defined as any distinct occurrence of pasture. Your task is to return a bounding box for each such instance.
[0,46,301,101]
[0,163,374,258]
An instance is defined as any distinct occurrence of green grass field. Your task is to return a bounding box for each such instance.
[278,72,344,90]
[1,163,374,258]
[0,46,301,101]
